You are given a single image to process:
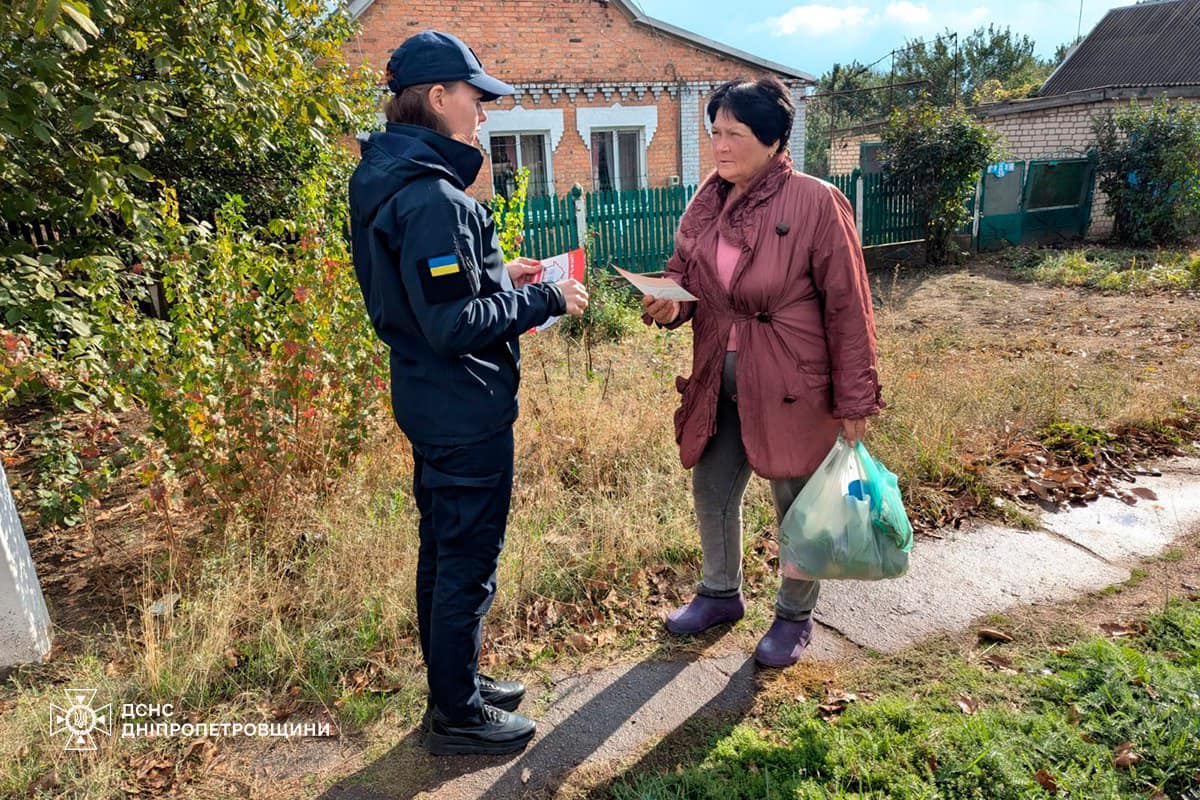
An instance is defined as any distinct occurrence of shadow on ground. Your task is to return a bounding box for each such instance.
[318,629,759,800]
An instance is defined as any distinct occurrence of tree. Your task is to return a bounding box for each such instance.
[1093,99,1200,246]
[804,61,889,174]
[894,26,1055,107]
[882,104,996,264]
[0,0,378,524]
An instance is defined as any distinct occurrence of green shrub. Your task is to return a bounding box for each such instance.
[1093,99,1200,246]
[882,103,997,265]
[0,0,378,525]
[558,268,642,344]
[137,176,386,520]
[492,168,530,262]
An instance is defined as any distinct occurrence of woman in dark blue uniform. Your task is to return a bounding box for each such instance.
[348,30,588,756]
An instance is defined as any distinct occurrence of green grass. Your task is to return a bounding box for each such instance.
[1011,246,1200,292]
[605,599,1200,800]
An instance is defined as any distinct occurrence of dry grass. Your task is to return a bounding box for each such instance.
[3,259,1200,798]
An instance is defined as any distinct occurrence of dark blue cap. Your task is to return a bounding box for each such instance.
[386,30,515,101]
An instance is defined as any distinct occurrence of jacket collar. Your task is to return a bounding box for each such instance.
[681,152,794,246]
[384,122,485,189]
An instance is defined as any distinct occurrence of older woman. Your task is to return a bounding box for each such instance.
[644,77,882,668]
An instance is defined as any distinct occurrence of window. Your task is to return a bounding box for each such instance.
[1024,160,1090,210]
[860,142,885,175]
[490,133,551,198]
[590,129,644,192]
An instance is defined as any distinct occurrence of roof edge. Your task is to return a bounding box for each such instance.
[345,0,815,83]
[976,84,1200,116]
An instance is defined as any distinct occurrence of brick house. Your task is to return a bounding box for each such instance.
[343,0,814,199]
[828,0,1200,238]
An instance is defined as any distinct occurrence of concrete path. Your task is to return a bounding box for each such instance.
[317,457,1200,800]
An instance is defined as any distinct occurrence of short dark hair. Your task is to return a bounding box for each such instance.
[706,77,795,152]
[383,79,453,137]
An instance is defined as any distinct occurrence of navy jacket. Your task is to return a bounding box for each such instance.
[349,123,566,446]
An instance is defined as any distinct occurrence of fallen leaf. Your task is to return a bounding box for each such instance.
[568,633,589,652]
[223,648,239,670]
[1100,622,1140,638]
[28,771,59,793]
[1131,487,1158,501]
[977,627,1014,643]
[520,767,532,784]
[149,593,180,617]
[982,653,1015,672]
[1067,704,1080,725]
[956,695,978,715]
[1113,741,1141,769]
[1033,768,1058,794]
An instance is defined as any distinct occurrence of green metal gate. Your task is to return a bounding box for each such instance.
[978,161,1027,250]
[977,158,1095,250]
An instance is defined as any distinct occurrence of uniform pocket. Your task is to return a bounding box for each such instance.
[420,463,504,490]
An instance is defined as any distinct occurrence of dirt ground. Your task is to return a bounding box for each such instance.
[876,256,1200,371]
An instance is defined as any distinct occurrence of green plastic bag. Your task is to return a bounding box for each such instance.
[854,440,914,553]
[779,437,912,581]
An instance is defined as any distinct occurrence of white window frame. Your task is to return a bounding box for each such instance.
[589,127,646,192]
[488,132,555,197]
[577,103,658,192]
[480,107,564,197]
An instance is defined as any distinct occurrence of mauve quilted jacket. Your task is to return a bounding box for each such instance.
[658,153,883,479]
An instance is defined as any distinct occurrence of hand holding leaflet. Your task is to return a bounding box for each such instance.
[612,265,697,302]
[528,248,586,332]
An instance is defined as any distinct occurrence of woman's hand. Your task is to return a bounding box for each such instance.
[642,295,680,325]
[506,257,542,288]
[840,417,867,447]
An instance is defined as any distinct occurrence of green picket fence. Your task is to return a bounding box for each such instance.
[514,173,925,273]
[826,173,857,215]
[860,173,924,246]
[520,193,579,260]
[585,185,695,273]
[825,171,926,247]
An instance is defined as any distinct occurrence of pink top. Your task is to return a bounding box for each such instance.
[716,233,740,350]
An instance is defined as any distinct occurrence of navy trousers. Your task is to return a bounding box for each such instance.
[411,427,515,722]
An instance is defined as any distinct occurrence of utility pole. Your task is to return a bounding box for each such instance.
[1077,0,1084,41]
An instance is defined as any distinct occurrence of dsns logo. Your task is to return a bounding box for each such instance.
[50,689,112,751]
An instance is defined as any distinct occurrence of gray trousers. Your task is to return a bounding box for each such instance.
[693,351,820,621]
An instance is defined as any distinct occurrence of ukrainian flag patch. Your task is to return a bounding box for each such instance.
[428,253,460,277]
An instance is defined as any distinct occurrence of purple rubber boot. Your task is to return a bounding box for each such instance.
[753,616,814,668]
[665,592,745,635]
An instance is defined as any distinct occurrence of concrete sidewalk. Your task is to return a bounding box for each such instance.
[315,457,1200,800]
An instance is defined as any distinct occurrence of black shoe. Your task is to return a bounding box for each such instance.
[478,673,525,712]
[419,673,525,730]
[425,704,536,756]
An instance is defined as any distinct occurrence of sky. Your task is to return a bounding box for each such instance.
[634,0,1135,78]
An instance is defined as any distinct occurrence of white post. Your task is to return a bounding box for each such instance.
[0,464,52,668]
[854,175,865,243]
[971,175,984,251]
[572,184,587,259]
